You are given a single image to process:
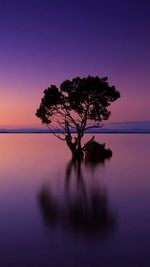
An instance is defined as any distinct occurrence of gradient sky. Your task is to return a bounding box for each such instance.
[0,0,150,128]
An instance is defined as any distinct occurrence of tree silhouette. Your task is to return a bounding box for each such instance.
[36,76,120,158]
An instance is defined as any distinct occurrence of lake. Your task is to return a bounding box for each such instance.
[0,134,150,267]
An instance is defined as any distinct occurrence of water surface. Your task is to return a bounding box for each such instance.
[0,134,150,267]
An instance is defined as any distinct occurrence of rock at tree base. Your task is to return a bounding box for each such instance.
[84,140,112,163]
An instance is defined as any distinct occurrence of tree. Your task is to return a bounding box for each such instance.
[36,75,120,159]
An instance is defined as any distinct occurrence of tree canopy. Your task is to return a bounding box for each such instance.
[36,75,120,158]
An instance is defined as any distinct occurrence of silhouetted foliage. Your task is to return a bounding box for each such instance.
[36,76,120,158]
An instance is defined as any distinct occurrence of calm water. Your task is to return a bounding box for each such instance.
[0,134,150,267]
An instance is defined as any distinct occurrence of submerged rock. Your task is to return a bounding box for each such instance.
[84,140,112,163]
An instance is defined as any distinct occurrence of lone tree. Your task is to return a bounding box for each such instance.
[36,76,120,159]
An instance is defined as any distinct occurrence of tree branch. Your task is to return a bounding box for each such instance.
[85,123,103,131]
[82,136,95,150]
[63,105,78,127]
[45,125,66,140]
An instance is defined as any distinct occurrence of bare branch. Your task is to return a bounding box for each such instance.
[68,122,77,129]
[85,123,103,131]
[82,136,95,150]
[45,125,66,141]
[63,105,78,127]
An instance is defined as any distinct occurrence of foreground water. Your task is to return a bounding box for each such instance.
[0,134,150,267]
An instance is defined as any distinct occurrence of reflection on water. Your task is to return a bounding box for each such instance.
[0,134,150,266]
[38,158,116,238]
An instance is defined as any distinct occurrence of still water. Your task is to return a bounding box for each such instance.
[0,134,150,267]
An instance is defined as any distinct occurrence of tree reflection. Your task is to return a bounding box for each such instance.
[39,186,59,227]
[38,157,116,238]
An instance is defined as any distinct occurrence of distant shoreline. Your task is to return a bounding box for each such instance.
[0,131,150,134]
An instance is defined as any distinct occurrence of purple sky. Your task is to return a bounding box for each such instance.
[0,0,150,128]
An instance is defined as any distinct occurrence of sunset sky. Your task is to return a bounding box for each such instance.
[0,0,150,129]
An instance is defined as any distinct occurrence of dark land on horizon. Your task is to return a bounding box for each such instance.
[0,129,150,134]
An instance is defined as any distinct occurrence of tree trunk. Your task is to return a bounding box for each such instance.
[75,137,84,159]
[65,135,84,159]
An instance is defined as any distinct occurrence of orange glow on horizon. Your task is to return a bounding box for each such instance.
[0,82,150,129]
